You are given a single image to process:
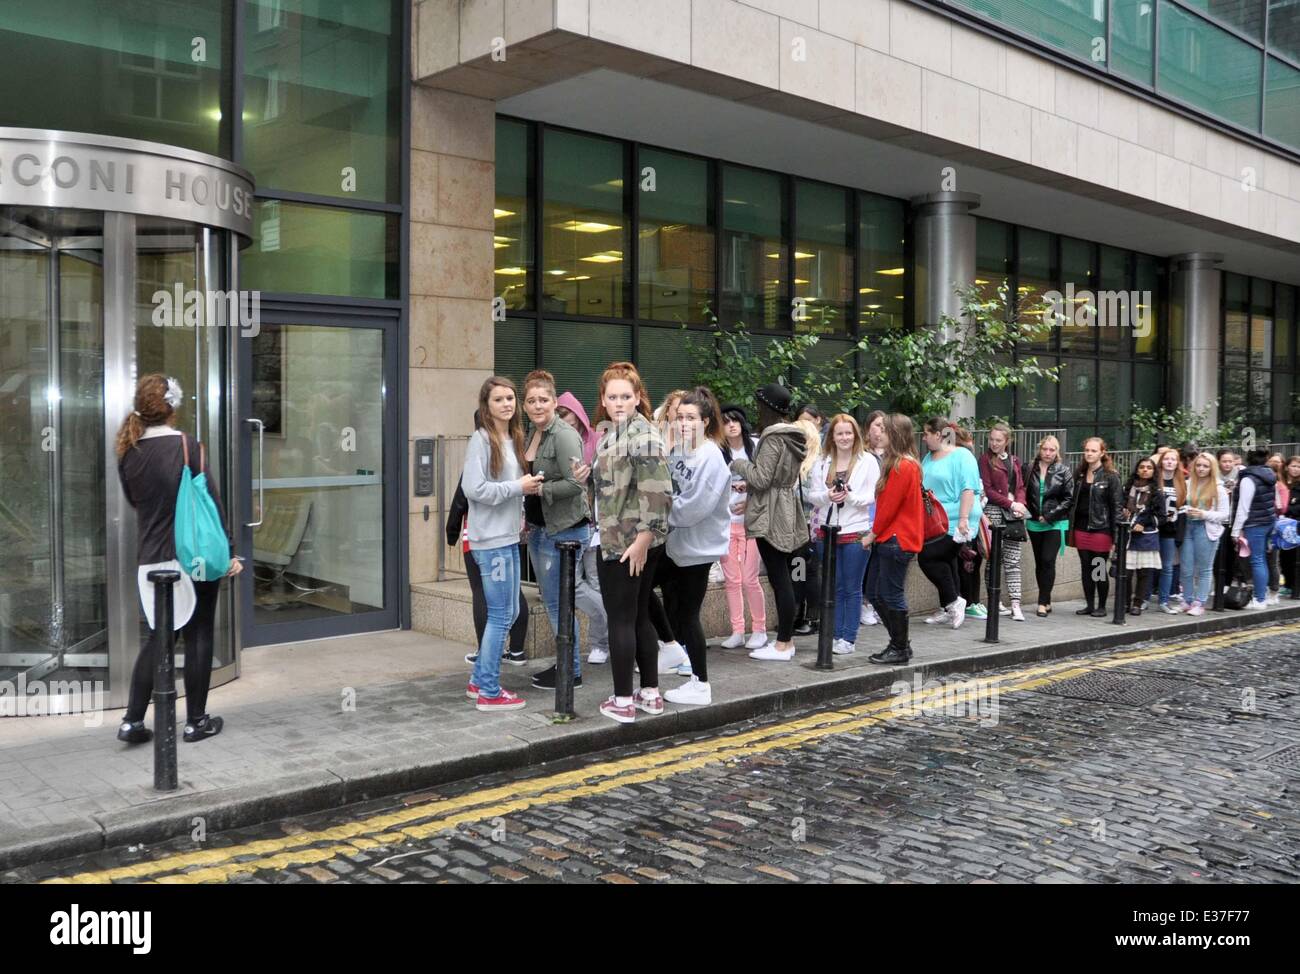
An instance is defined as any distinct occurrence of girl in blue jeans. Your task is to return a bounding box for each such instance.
[463,376,543,711]
[1230,448,1279,609]
[1181,452,1230,616]
[1154,447,1187,612]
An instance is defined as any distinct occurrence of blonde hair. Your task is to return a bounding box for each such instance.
[1187,452,1219,509]
[1035,434,1060,463]
[822,414,864,487]
[794,419,821,478]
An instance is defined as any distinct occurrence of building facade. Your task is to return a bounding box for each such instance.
[2,0,1300,709]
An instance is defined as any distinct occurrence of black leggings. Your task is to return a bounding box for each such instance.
[755,538,797,642]
[466,548,528,655]
[126,579,221,724]
[918,535,961,607]
[659,557,713,681]
[1078,549,1111,609]
[598,545,665,697]
[648,591,675,643]
[960,549,982,606]
[1127,567,1156,605]
[1029,529,1062,604]
[1282,547,1299,591]
[793,539,821,623]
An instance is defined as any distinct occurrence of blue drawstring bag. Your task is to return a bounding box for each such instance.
[1272,516,1300,551]
[175,436,230,581]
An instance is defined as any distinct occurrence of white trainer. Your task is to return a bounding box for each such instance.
[948,597,968,629]
[998,603,1012,616]
[860,603,880,626]
[587,647,609,665]
[664,676,712,705]
[749,644,794,661]
[1267,591,1281,605]
[832,639,855,655]
[1246,599,1270,610]
[657,641,690,674]
[745,631,769,650]
[923,608,949,625]
[720,632,746,649]
[1010,602,1025,622]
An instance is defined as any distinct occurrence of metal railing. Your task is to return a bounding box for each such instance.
[1062,443,1300,478]
[969,427,1066,463]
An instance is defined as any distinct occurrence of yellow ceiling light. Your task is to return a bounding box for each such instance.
[794,251,815,259]
[1017,286,1033,293]
[604,178,624,188]
[580,251,623,263]
[866,304,882,309]
[974,278,989,285]
[793,278,808,285]
[877,267,905,276]
[565,275,592,281]
[493,235,514,249]
[495,267,527,276]
[558,220,620,233]
[859,287,878,294]
[547,269,567,276]
[494,208,515,219]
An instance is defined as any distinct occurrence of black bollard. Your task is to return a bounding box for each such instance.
[553,541,581,722]
[148,569,181,792]
[1111,523,1130,625]
[816,525,839,670]
[984,524,1003,643]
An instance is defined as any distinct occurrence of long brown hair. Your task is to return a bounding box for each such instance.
[822,414,864,487]
[477,376,525,479]
[594,361,653,426]
[678,386,725,447]
[1075,436,1116,478]
[1155,447,1187,505]
[877,413,919,495]
[115,373,173,458]
[863,409,886,453]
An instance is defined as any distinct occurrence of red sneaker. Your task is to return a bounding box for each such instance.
[634,689,664,716]
[476,688,525,712]
[466,682,479,700]
[599,696,636,724]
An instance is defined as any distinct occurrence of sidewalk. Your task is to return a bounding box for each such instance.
[3,599,1299,872]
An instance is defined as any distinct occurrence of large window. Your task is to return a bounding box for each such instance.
[495,118,534,311]
[859,192,907,332]
[720,166,786,331]
[638,149,714,325]
[1223,273,1300,440]
[794,180,853,334]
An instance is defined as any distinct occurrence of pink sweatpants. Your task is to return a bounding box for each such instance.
[721,521,765,634]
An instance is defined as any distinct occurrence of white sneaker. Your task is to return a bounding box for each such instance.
[1010,602,1025,622]
[675,661,693,676]
[657,641,690,674]
[1267,591,1281,605]
[708,562,724,585]
[832,639,855,655]
[923,608,949,625]
[948,597,968,629]
[664,676,712,705]
[749,644,795,661]
[745,631,769,650]
[720,632,746,649]
[998,603,1012,616]
[860,603,880,626]
[587,647,609,665]
[1246,599,1270,610]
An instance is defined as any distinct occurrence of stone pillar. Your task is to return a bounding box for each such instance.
[408,86,497,586]
[1169,252,1223,430]
[910,191,981,421]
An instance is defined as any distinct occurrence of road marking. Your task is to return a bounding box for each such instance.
[46,622,1300,884]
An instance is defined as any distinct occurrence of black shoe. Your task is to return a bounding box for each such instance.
[531,664,582,690]
[1090,607,1109,618]
[792,619,815,636]
[184,715,224,743]
[117,720,153,745]
[1074,605,1095,615]
[869,645,910,665]
[502,650,529,666]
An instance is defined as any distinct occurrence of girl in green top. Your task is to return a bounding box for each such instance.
[1024,434,1075,617]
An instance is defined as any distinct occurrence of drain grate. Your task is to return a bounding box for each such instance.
[1259,744,1300,771]
[1033,671,1191,706]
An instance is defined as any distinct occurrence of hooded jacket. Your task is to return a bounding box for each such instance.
[528,413,588,533]
[556,392,600,466]
[729,422,808,553]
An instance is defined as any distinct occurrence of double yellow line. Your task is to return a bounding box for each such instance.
[47,622,1299,884]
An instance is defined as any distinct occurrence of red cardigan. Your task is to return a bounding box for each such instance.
[873,457,924,552]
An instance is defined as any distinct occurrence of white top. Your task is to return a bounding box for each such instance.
[807,451,878,536]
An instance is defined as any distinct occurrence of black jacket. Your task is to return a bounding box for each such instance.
[1025,460,1074,523]
[445,476,468,548]
[1069,466,1122,534]
[118,429,228,565]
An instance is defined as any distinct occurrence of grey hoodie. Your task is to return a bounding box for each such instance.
[666,440,732,566]
[462,428,523,551]
[730,422,809,553]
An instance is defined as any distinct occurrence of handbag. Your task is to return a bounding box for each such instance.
[1272,516,1300,551]
[998,457,1028,543]
[922,484,949,543]
[174,436,231,581]
[1223,554,1253,609]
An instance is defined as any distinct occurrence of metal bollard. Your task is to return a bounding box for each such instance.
[553,541,581,722]
[148,569,181,792]
[984,524,1003,643]
[816,525,839,670]
[1111,523,1130,625]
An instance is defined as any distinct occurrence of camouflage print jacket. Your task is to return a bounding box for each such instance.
[591,413,672,561]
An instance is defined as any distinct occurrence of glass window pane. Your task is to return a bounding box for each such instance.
[542,131,629,317]
[1059,357,1097,425]
[638,149,714,325]
[794,181,852,335]
[495,118,534,312]
[1265,56,1300,150]
[244,0,399,200]
[1273,372,1294,435]
[975,218,1012,305]
[1251,277,1273,368]
[721,166,785,331]
[1098,245,1130,356]
[1271,0,1300,64]
[1222,366,1249,422]
[1251,368,1273,423]
[1059,237,1096,353]
[859,192,907,332]
[1112,0,1156,84]
[638,325,700,405]
[1224,273,1249,367]
[1159,0,1262,130]
[542,320,632,411]
[1018,355,1058,424]
[1134,362,1164,413]
[1277,284,1296,369]
[1098,358,1133,424]
[241,200,398,298]
[1180,0,1264,40]
[1134,254,1162,358]
[493,317,536,390]
[1017,227,1056,350]
[976,353,1015,420]
[0,0,230,155]
[950,0,1103,61]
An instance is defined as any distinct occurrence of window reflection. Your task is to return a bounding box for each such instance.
[794,181,852,334]
[638,149,714,324]
[496,118,533,311]
[860,193,907,333]
[720,166,784,330]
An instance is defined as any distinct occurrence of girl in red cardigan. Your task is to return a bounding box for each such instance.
[860,414,924,665]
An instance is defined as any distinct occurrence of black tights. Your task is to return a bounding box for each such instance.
[126,580,221,725]
[755,538,797,642]
[1127,567,1156,606]
[466,548,528,654]
[659,557,713,681]
[1078,550,1111,610]
[1029,529,1062,605]
[918,535,961,607]
[597,545,665,697]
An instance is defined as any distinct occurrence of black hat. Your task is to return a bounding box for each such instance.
[755,383,792,417]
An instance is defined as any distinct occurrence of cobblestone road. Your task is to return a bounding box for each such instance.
[13,623,1300,884]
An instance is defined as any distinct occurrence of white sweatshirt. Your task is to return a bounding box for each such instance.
[807,451,878,536]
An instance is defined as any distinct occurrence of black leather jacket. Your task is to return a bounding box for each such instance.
[1070,466,1122,534]
[1025,460,1074,523]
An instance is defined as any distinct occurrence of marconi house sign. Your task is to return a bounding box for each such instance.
[0,128,254,239]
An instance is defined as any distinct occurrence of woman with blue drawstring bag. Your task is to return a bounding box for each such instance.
[114,374,243,746]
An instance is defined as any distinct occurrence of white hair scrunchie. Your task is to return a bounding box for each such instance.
[163,376,183,409]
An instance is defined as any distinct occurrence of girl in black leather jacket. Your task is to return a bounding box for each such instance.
[1069,436,1123,617]
[1025,435,1074,616]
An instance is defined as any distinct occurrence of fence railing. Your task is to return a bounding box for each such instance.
[970,427,1066,462]
[1061,443,1300,478]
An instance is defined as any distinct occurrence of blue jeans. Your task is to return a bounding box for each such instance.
[1157,534,1180,604]
[470,543,520,697]
[527,523,587,677]
[834,541,870,643]
[1244,524,1272,603]
[1182,521,1217,605]
[865,537,914,611]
